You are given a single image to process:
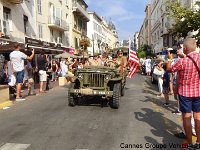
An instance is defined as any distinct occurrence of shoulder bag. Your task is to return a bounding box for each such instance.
[153,67,163,76]
[187,55,200,77]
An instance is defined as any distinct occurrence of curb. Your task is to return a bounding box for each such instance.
[0,101,13,110]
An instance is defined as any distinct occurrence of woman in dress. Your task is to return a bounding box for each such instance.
[145,56,152,76]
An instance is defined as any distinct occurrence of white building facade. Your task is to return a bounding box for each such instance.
[87,12,103,55]
[133,32,139,51]
[87,13,118,55]
[35,0,70,47]
[0,0,36,43]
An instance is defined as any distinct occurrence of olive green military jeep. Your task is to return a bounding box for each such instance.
[68,66,126,109]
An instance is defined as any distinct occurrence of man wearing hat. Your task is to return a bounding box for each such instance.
[107,53,121,70]
[117,49,127,75]
[89,53,102,66]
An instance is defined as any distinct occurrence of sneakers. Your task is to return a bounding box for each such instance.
[157,94,164,97]
[174,132,186,139]
[15,97,26,101]
[172,110,182,115]
[194,143,200,149]
[163,103,169,106]
[186,144,196,150]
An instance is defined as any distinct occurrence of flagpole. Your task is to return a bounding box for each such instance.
[128,37,131,61]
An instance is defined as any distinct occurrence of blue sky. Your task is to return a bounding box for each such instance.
[85,0,148,40]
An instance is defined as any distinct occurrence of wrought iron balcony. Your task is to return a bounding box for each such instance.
[48,16,69,31]
[72,2,90,21]
[6,0,23,4]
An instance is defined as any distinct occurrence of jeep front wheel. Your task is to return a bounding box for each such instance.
[68,83,78,107]
[111,83,120,109]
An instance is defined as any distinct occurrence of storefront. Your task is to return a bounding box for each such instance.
[25,37,64,55]
[0,38,25,59]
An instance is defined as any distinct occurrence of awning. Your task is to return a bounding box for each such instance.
[28,45,64,52]
[25,37,65,54]
[0,38,25,53]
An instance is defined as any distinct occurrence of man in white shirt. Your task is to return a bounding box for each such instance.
[10,43,34,101]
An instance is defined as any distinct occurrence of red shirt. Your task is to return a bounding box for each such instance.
[171,52,200,97]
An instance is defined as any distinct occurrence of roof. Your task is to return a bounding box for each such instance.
[88,11,102,22]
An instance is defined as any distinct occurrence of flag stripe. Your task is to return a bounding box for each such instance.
[128,37,139,78]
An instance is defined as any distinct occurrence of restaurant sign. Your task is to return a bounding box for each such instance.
[25,37,61,48]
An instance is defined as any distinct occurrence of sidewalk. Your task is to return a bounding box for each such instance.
[0,81,59,110]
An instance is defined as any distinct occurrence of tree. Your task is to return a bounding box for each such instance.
[166,0,200,44]
[137,44,154,58]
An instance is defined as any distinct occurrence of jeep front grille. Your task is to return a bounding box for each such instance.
[83,73,105,87]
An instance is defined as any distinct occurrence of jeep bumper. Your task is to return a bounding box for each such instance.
[70,89,113,97]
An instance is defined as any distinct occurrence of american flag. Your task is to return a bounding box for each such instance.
[127,38,139,78]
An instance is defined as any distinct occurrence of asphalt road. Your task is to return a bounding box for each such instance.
[0,74,183,150]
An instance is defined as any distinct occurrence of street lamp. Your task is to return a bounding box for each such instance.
[80,34,85,58]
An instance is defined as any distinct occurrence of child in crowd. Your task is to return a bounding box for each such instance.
[162,64,170,106]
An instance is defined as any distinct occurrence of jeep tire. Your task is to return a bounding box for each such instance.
[121,86,124,96]
[111,83,120,109]
[68,83,78,107]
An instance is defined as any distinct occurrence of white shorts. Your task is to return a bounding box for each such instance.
[39,70,47,82]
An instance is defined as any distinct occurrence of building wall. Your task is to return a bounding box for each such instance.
[87,12,103,55]
[133,32,139,51]
[35,0,70,46]
[151,0,163,53]
[70,0,89,51]
[138,4,151,48]
[138,23,146,46]
[0,0,36,43]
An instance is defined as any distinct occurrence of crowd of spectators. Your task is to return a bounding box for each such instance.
[139,38,200,150]
[0,45,127,102]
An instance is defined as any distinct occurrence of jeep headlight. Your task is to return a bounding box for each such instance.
[105,75,110,80]
[78,73,83,79]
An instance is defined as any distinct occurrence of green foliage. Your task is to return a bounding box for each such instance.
[137,44,154,58]
[137,50,146,58]
[166,0,200,44]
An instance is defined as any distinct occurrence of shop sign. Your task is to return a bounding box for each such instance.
[25,37,62,49]
[0,38,24,52]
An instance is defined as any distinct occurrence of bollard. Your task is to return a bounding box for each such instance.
[28,78,36,95]
[29,83,35,95]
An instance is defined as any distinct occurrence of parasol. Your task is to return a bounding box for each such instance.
[54,52,77,58]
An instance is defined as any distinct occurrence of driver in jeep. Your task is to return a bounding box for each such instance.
[107,53,121,71]
[89,53,102,66]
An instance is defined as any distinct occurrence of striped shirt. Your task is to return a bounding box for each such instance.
[171,52,200,97]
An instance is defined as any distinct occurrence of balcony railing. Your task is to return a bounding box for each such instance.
[48,16,69,31]
[6,0,23,4]
[72,2,90,21]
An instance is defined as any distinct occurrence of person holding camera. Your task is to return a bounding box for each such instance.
[167,38,200,148]
[10,43,34,101]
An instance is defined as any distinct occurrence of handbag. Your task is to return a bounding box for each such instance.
[8,75,16,86]
[153,67,163,76]
[187,55,200,77]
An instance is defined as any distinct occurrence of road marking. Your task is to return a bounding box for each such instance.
[0,143,30,150]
